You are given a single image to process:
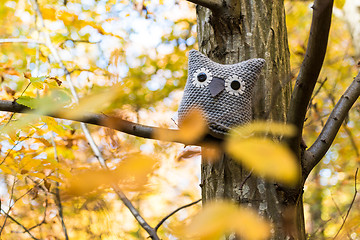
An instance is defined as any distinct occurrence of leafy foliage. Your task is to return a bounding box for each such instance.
[0,0,358,239]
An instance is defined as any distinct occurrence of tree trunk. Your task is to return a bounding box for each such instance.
[197,1,305,239]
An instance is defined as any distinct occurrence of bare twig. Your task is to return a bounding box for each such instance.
[154,199,201,232]
[51,133,69,240]
[0,38,45,45]
[308,77,328,111]
[333,168,358,239]
[287,0,334,156]
[111,185,160,240]
[238,171,253,192]
[305,73,360,176]
[28,198,48,232]
[0,209,40,240]
[185,0,222,11]
[0,178,17,235]
[330,196,352,239]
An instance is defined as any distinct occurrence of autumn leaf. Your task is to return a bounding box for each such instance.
[154,109,207,144]
[176,146,201,161]
[64,154,158,196]
[226,137,299,185]
[3,86,16,96]
[172,201,271,240]
[29,76,47,89]
[16,96,40,109]
[232,121,296,138]
[59,85,123,119]
[0,165,13,174]
[334,0,345,9]
[23,71,32,79]
[28,172,46,179]
[46,77,62,86]
[47,175,64,183]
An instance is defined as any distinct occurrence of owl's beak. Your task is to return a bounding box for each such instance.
[209,77,225,97]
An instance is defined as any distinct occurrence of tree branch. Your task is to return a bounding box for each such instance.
[0,100,221,146]
[0,209,39,240]
[333,168,358,240]
[154,199,201,232]
[111,185,160,240]
[51,134,69,240]
[0,38,45,45]
[287,0,334,155]
[304,72,360,176]
[185,0,222,11]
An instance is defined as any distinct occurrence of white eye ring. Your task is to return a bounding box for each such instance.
[192,68,212,88]
[225,75,245,96]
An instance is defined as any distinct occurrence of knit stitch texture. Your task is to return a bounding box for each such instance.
[178,50,265,136]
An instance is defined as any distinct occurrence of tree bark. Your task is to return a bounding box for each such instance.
[196,1,303,239]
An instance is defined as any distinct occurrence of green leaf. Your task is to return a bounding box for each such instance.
[30,76,47,83]
[16,96,39,109]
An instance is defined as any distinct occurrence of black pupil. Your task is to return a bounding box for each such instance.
[231,80,241,90]
[197,73,207,82]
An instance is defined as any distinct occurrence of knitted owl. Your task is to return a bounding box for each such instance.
[178,50,265,138]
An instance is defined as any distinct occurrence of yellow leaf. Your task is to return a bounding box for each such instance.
[21,157,41,171]
[58,168,72,178]
[59,85,123,119]
[0,165,12,174]
[16,185,31,190]
[31,81,44,89]
[154,109,207,144]
[33,138,52,147]
[232,121,296,138]
[335,0,345,9]
[40,7,57,20]
[65,154,158,196]
[28,172,46,179]
[172,201,271,240]
[226,137,299,185]
[234,207,272,240]
[47,175,64,183]
[42,117,68,135]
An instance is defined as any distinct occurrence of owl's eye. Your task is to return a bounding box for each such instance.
[197,73,207,82]
[192,68,212,88]
[225,75,245,96]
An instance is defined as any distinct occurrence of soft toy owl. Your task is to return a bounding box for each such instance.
[178,50,265,138]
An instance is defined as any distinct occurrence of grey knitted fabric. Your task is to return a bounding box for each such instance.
[178,50,265,137]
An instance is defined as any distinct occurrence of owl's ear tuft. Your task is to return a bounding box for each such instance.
[188,50,211,62]
[244,58,266,75]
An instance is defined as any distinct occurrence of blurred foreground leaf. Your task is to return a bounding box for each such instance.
[154,109,207,144]
[226,122,299,185]
[65,154,158,196]
[59,84,123,118]
[232,121,296,138]
[334,0,345,9]
[172,201,271,240]
[226,137,299,185]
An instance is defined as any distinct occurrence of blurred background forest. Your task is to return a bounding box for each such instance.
[0,0,359,239]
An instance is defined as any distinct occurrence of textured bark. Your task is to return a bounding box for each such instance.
[197,1,304,239]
